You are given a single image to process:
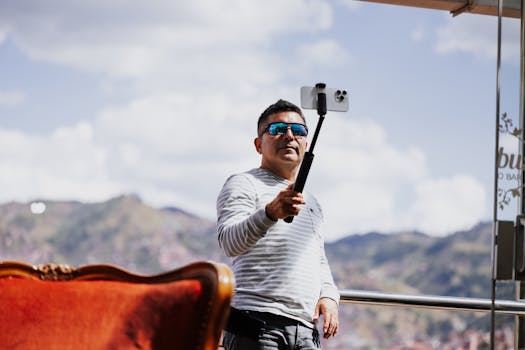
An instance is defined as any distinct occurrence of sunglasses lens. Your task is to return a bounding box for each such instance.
[290,124,308,136]
[268,123,288,135]
[267,123,307,136]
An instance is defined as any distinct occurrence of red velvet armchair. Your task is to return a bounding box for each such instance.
[0,260,234,350]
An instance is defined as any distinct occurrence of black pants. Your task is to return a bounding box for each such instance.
[224,308,321,350]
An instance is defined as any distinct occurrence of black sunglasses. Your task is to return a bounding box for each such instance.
[263,122,308,137]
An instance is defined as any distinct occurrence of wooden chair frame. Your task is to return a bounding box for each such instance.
[0,260,233,350]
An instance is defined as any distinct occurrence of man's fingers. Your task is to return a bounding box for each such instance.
[322,311,339,338]
[266,185,306,220]
[281,191,304,216]
[324,321,337,338]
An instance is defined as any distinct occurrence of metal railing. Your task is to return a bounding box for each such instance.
[340,289,525,316]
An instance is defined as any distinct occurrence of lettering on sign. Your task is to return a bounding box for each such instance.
[498,112,524,210]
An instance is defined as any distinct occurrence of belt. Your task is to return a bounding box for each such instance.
[248,310,303,327]
[225,307,305,339]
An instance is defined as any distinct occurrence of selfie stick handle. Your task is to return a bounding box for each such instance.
[284,83,327,223]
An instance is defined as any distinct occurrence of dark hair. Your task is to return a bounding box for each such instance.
[257,99,305,136]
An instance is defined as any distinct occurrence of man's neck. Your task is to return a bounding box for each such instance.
[260,164,297,181]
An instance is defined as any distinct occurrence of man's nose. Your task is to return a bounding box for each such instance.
[283,127,295,140]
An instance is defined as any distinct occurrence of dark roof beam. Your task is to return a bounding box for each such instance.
[357,0,521,18]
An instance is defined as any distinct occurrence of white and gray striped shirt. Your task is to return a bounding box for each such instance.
[216,167,339,326]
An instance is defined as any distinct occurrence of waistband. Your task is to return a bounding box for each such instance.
[244,309,304,327]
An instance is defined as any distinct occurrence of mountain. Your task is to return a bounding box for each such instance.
[0,193,499,300]
[0,194,508,349]
[326,223,494,299]
[323,224,511,349]
[0,194,226,273]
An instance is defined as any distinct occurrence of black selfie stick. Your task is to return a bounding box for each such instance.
[284,83,327,223]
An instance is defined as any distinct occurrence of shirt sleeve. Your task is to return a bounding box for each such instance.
[320,245,340,304]
[315,200,340,304]
[216,173,276,257]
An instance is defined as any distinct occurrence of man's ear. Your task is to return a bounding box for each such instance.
[254,137,262,154]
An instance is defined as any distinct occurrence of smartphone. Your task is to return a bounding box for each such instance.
[300,86,349,112]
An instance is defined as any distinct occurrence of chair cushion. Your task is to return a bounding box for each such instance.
[0,277,204,349]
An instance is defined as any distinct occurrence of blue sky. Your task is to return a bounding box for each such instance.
[0,1,521,241]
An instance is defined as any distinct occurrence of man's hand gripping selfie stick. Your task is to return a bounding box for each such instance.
[284,83,327,223]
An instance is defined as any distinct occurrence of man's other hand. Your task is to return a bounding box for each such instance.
[313,297,339,339]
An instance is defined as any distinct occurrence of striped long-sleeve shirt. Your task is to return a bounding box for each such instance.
[216,167,339,327]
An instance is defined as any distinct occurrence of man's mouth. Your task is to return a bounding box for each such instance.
[280,144,298,153]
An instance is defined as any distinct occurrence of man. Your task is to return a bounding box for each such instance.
[217,99,339,350]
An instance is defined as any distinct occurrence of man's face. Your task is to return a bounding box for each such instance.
[254,111,308,174]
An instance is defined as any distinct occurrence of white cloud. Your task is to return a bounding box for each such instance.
[409,175,487,235]
[435,14,520,62]
[0,104,488,240]
[92,92,262,212]
[0,0,340,225]
[0,90,25,107]
[306,114,487,240]
[0,1,332,87]
[0,1,491,240]
[411,27,426,43]
[296,39,351,66]
[0,123,118,203]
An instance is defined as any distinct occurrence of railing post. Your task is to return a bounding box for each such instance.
[516,2,525,349]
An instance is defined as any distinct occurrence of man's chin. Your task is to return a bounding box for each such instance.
[280,154,301,164]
